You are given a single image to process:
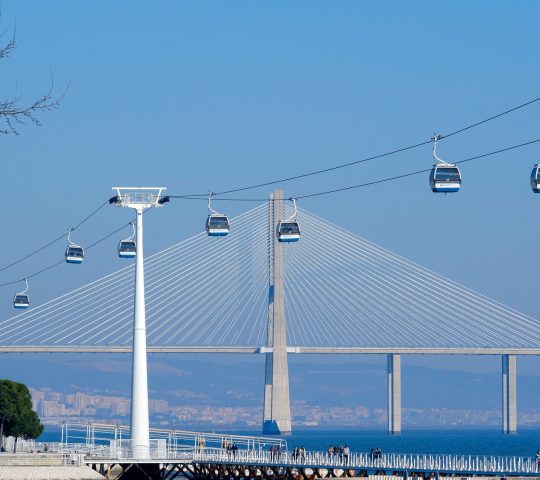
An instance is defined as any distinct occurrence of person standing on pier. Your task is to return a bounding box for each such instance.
[343,445,350,464]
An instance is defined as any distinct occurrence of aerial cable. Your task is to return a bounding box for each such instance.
[0,199,109,274]
[168,95,540,199]
[0,217,137,288]
[441,95,540,139]
[2,96,539,276]
[168,137,540,202]
[295,137,540,199]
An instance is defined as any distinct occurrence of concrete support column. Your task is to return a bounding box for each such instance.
[502,354,517,433]
[387,353,401,434]
[263,191,292,435]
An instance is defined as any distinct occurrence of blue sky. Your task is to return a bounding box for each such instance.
[1,2,540,399]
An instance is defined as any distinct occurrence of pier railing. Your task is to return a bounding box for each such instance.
[53,423,540,475]
[62,443,540,475]
[187,448,539,475]
[61,422,286,452]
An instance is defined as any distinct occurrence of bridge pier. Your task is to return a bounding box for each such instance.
[502,354,517,433]
[387,353,401,434]
[263,191,292,435]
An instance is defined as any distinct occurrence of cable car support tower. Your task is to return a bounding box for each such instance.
[111,187,168,458]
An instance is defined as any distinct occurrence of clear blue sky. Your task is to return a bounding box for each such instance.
[1,2,540,394]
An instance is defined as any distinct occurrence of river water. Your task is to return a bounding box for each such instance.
[39,428,540,457]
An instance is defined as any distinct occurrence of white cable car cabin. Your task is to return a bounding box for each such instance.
[530,164,540,193]
[118,222,136,258]
[430,164,462,193]
[118,239,136,258]
[206,193,230,236]
[65,245,84,264]
[206,214,230,236]
[65,227,85,264]
[277,197,301,242]
[13,293,29,309]
[429,134,461,193]
[277,220,300,242]
[13,279,30,309]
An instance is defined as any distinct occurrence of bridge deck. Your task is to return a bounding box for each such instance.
[2,346,540,354]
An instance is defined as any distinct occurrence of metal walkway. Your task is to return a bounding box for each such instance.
[43,423,540,478]
[82,448,540,477]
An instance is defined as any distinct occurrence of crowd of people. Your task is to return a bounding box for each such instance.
[203,437,540,474]
[327,445,351,462]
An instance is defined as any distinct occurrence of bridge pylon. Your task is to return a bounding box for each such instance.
[263,190,292,435]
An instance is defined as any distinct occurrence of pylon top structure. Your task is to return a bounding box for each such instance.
[112,187,168,209]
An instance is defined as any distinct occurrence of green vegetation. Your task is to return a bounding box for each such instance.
[0,379,44,450]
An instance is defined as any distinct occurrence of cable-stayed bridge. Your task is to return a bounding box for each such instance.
[1,191,539,435]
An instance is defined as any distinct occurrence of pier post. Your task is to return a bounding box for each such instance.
[502,354,517,433]
[262,190,292,435]
[387,353,401,434]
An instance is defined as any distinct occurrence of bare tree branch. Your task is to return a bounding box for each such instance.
[0,34,15,60]
[0,16,65,135]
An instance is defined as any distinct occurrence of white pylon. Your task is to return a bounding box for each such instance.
[112,187,168,458]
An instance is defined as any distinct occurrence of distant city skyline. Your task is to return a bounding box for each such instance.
[29,385,540,431]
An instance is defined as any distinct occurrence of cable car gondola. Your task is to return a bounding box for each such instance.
[277,197,301,242]
[118,221,136,258]
[65,227,85,264]
[206,193,230,236]
[429,134,462,193]
[530,164,540,193]
[13,278,29,309]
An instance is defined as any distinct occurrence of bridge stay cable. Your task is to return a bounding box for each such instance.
[0,206,265,344]
[0,204,269,347]
[283,208,540,348]
[0,202,539,351]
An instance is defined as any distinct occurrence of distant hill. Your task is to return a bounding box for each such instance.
[2,352,540,411]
